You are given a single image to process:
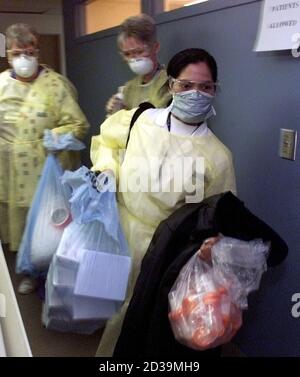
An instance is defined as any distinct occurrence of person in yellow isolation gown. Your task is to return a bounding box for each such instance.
[0,23,89,293]
[105,13,171,116]
[91,48,236,356]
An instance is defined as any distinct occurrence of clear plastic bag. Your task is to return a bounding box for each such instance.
[168,237,269,350]
[212,237,269,309]
[16,154,71,275]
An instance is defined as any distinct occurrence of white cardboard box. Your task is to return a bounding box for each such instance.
[74,250,131,301]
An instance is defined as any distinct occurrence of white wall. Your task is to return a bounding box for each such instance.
[0,244,32,357]
[0,13,66,74]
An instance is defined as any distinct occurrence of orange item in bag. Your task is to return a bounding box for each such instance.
[182,296,198,317]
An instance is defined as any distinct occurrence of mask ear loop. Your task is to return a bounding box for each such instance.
[168,77,176,98]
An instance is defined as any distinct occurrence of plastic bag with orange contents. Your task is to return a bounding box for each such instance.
[168,237,269,350]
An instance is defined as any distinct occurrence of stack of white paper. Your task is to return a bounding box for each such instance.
[44,247,131,334]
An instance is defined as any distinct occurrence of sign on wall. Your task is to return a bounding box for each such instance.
[254,0,300,51]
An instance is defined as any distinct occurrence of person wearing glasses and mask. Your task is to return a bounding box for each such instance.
[91,48,236,356]
[0,23,89,294]
[105,13,172,116]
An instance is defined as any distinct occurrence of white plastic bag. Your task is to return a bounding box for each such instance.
[16,132,85,276]
[43,169,131,334]
[30,159,71,269]
[16,155,71,275]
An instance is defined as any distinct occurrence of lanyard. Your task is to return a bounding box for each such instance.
[167,112,202,135]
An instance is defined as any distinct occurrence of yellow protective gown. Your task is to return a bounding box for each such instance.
[0,67,89,251]
[91,108,236,356]
[123,67,172,109]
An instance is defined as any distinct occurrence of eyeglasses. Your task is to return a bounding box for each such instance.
[169,77,219,95]
[7,48,39,58]
[119,45,151,60]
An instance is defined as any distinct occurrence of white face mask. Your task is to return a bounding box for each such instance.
[11,55,38,78]
[128,57,154,76]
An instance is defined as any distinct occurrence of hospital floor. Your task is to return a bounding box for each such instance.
[4,246,245,357]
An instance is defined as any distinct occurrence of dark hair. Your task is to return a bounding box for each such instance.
[167,48,218,82]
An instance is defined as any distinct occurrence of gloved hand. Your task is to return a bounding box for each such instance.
[105,94,124,115]
[43,129,60,154]
[87,170,115,192]
[198,235,222,263]
[43,129,85,153]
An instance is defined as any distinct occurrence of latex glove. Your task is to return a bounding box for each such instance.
[90,169,115,192]
[103,169,115,177]
[198,235,222,263]
[44,129,60,154]
[105,94,124,115]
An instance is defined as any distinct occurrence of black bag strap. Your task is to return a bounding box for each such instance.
[125,102,155,149]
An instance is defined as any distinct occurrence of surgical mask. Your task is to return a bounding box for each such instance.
[128,57,154,76]
[11,55,38,78]
[171,89,216,124]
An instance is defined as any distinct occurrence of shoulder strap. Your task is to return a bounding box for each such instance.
[125,102,155,149]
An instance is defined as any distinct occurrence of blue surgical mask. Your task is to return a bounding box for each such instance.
[171,90,216,124]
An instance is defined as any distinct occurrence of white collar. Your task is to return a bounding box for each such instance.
[155,103,173,127]
[154,103,209,134]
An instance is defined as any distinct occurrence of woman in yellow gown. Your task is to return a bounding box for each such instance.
[0,24,89,267]
[91,48,236,356]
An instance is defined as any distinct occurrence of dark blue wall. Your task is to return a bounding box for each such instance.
[63,0,300,356]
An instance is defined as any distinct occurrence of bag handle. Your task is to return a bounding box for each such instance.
[125,102,155,149]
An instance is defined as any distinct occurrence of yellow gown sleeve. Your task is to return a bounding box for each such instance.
[90,108,136,179]
[204,143,237,198]
[123,68,172,110]
[51,76,89,140]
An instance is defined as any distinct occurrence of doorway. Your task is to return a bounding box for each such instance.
[0,34,61,73]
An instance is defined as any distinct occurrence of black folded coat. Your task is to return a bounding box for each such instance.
[113,192,288,359]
